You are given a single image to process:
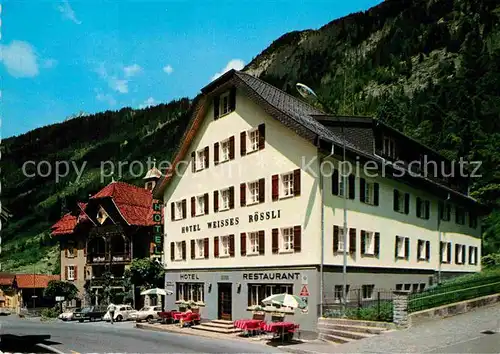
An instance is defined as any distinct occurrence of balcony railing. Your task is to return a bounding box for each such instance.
[87,254,108,263]
[111,254,131,262]
[86,253,131,264]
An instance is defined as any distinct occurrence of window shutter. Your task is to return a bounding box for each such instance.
[360,230,366,254]
[229,87,236,111]
[240,183,246,206]
[425,201,430,219]
[417,240,422,260]
[394,236,399,258]
[213,190,219,212]
[373,183,380,206]
[191,151,196,173]
[229,136,235,160]
[240,131,246,156]
[272,175,279,201]
[393,190,399,211]
[425,241,430,260]
[229,235,235,257]
[258,231,265,255]
[447,242,451,263]
[374,232,380,257]
[293,169,301,196]
[332,169,339,195]
[259,178,265,203]
[204,193,209,215]
[171,202,175,221]
[248,288,252,307]
[191,240,195,259]
[191,197,196,217]
[439,242,443,263]
[333,226,339,252]
[74,266,78,280]
[204,238,209,259]
[416,197,422,218]
[65,266,68,280]
[405,237,410,260]
[349,228,356,254]
[229,186,235,209]
[272,228,279,254]
[182,241,186,260]
[170,242,175,260]
[214,142,219,165]
[468,246,473,264]
[455,244,460,264]
[475,247,478,264]
[360,178,366,202]
[462,245,466,264]
[213,96,220,119]
[293,226,301,252]
[204,146,209,168]
[348,174,355,199]
[240,233,246,256]
[214,237,219,258]
[181,199,187,219]
[404,193,410,214]
[258,124,265,150]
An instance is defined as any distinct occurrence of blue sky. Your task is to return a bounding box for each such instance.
[1,0,383,138]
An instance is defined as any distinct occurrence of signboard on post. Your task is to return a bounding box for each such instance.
[151,201,163,256]
[55,296,65,302]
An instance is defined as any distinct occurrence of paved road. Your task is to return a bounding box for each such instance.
[0,316,283,353]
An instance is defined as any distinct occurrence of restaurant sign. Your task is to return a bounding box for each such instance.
[242,272,300,281]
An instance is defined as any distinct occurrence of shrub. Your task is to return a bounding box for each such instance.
[41,306,60,318]
[345,301,393,322]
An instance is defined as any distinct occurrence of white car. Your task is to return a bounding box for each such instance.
[129,305,162,322]
[58,308,81,321]
[103,305,136,322]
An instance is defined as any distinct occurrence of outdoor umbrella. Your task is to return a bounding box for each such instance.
[262,293,307,309]
[140,288,173,296]
[263,305,294,314]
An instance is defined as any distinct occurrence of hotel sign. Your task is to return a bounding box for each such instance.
[151,202,163,255]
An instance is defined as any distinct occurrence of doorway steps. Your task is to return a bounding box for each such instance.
[317,318,393,344]
[192,319,242,334]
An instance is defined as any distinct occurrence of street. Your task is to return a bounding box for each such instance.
[0,316,283,353]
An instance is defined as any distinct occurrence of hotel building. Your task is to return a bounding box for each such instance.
[153,69,485,333]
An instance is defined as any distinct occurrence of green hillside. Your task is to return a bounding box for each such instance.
[2,0,500,273]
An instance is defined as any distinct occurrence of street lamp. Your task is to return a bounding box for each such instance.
[296,83,348,316]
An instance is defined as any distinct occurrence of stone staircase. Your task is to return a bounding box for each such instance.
[192,319,242,334]
[317,318,394,344]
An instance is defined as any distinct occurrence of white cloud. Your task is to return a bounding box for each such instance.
[57,0,81,24]
[95,90,116,106]
[0,40,39,78]
[163,65,173,75]
[139,97,157,109]
[95,63,129,93]
[124,64,142,77]
[211,59,245,81]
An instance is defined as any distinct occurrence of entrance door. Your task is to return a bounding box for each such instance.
[218,283,232,320]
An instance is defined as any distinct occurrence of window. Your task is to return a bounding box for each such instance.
[221,139,230,162]
[176,283,204,302]
[469,212,478,229]
[455,207,466,225]
[412,284,419,293]
[281,227,294,252]
[417,197,430,219]
[383,137,396,158]
[334,285,350,303]
[440,242,451,263]
[417,239,430,261]
[220,92,231,115]
[248,181,259,205]
[469,246,478,265]
[281,172,294,197]
[265,284,293,299]
[439,202,451,221]
[363,181,377,205]
[248,232,259,254]
[395,236,408,259]
[362,285,374,300]
[337,227,347,252]
[175,242,183,260]
[196,195,205,216]
[419,283,426,292]
[248,129,259,153]
[220,188,230,210]
[363,231,375,255]
[220,236,230,257]
[67,265,75,280]
[248,284,262,306]
[67,242,75,257]
[196,239,204,258]
[175,201,183,220]
[395,284,403,291]
[404,284,411,291]
[393,190,408,214]
[196,149,206,171]
[455,244,466,264]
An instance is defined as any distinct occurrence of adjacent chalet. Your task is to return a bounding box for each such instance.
[51,166,163,308]
[153,69,486,334]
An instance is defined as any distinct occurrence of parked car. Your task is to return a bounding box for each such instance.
[58,308,81,321]
[103,304,136,322]
[74,306,107,322]
[129,306,162,322]
[0,308,11,316]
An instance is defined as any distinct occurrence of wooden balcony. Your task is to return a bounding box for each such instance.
[87,254,108,264]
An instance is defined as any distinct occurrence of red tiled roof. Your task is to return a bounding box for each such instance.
[51,213,78,235]
[0,273,16,286]
[15,274,60,289]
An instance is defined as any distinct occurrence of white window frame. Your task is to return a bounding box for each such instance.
[248,128,259,153]
[395,191,405,213]
[175,242,183,260]
[362,284,375,300]
[220,139,230,162]
[418,240,427,260]
[365,182,374,205]
[67,265,75,280]
[177,283,204,302]
[196,195,205,216]
[196,239,204,259]
[220,188,230,211]
[456,244,463,264]
[383,137,396,158]
[196,149,206,171]
[441,242,449,263]
[396,236,406,258]
[470,247,477,265]
[281,227,294,252]
[281,172,294,198]
[175,201,183,220]
[247,181,260,205]
[418,199,430,219]
[248,232,259,255]
[337,227,348,252]
[364,231,375,255]
[220,235,230,257]
[248,284,261,306]
[220,92,231,115]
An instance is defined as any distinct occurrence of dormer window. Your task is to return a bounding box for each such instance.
[214,88,236,120]
[220,92,231,115]
[383,136,396,158]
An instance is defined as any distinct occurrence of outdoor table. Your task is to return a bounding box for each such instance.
[233,319,265,335]
[158,310,179,324]
[263,321,299,342]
